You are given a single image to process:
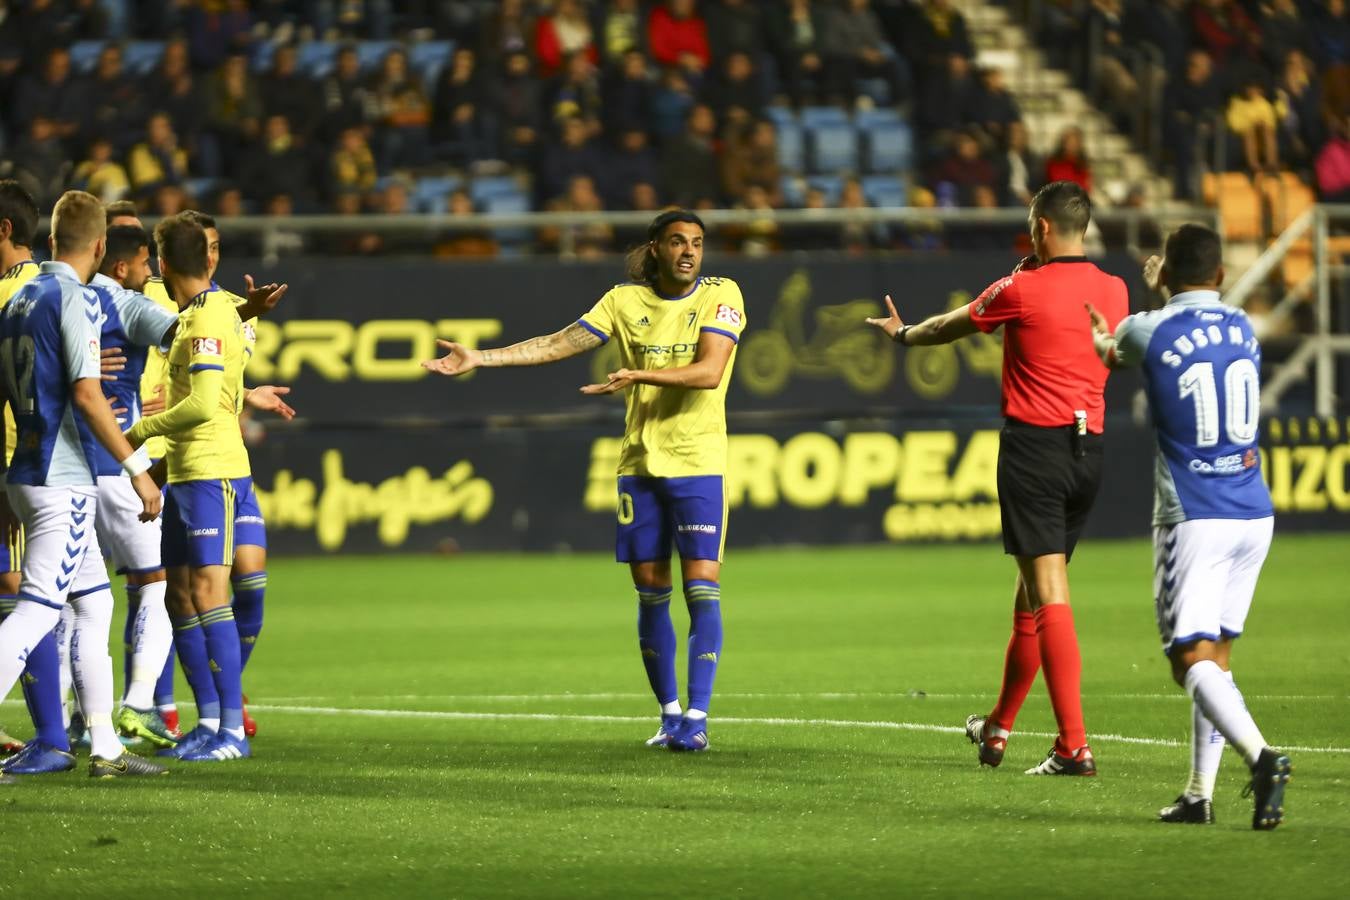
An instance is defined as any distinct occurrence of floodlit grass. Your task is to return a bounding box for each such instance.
[5,535,1347,897]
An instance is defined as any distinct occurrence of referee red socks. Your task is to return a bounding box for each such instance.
[1034,603,1087,754]
[989,610,1040,734]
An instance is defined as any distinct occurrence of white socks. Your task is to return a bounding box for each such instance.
[0,601,60,700]
[56,604,74,728]
[125,581,171,710]
[69,589,121,760]
[1186,682,1226,800]
[1184,660,1266,769]
[660,701,682,717]
[684,708,707,721]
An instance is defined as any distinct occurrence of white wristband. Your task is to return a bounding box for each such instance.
[121,454,150,478]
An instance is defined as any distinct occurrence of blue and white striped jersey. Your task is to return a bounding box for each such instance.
[0,261,105,486]
[1113,289,1274,525]
[87,273,178,477]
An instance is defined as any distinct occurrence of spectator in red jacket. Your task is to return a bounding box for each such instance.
[535,0,598,78]
[1044,126,1092,193]
[649,0,710,76]
[1191,0,1260,67]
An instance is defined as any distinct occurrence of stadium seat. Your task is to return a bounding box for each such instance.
[297,41,339,78]
[855,78,892,106]
[357,40,399,75]
[412,175,462,214]
[409,40,455,93]
[69,41,106,74]
[123,41,164,76]
[184,177,220,202]
[861,174,906,208]
[799,106,850,128]
[775,121,806,173]
[780,175,806,208]
[1207,172,1264,242]
[469,176,523,207]
[863,121,913,175]
[483,192,531,245]
[855,108,904,128]
[763,106,797,129]
[1263,172,1315,235]
[251,42,277,73]
[807,124,859,174]
[806,174,844,205]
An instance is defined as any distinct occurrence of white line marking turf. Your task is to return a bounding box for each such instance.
[246,691,1347,703]
[249,702,1350,756]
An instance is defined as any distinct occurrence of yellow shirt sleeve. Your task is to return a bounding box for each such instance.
[697,280,747,344]
[578,289,617,342]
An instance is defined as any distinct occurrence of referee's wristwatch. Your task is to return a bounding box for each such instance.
[893,324,913,346]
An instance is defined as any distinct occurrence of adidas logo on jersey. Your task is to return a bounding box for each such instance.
[635,316,651,327]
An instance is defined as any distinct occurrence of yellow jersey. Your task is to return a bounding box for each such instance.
[139,277,180,461]
[131,287,250,483]
[0,259,39,463]
[579,276,746,478]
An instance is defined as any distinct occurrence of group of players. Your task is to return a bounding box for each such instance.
[0,182,292,778]
[426,185,1291,830]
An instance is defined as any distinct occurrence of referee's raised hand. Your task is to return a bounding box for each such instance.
[864,294,905,340]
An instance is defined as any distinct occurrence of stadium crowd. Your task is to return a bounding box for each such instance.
[0,0,1347,256]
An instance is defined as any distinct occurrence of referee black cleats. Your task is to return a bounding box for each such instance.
[1025,745,1097,776]
[1158,795,1214,825]
[964,714,1005,768]
[1245,748,1292,831]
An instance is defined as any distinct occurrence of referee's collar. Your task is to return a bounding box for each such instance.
[1044,256,1090,263]
[1167,289,1223,307]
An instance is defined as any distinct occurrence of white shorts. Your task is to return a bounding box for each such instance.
[7,483,108,609]
[95,475,163,574]
[1153,516,1273,655]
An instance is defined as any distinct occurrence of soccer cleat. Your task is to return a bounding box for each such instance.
[116,706,179,749]
[1245,748,1292,830]
[1025,745,1097,776]
[644,714,683,748]
[180,731,251,762]
[67,710,87,749]
[90,752,170,779]
[965,714,1005,768]
[156,724,216,759]
[666,717,710,753]
[1158,795,1215,824]
[0,740,76,775]
[242,694,257,739]
[0,726,24,755]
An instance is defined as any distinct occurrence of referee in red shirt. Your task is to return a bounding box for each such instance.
[867,181,1128,776]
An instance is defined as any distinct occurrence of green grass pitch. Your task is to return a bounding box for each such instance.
[4,534,1348,898]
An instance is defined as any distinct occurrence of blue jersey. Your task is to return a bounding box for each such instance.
[88,273,178,477]
[0,261,105,487]
[1114,290,1274,524]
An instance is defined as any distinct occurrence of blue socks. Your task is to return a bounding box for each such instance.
[21,628,69,750]
[122,585,141,693]
[636,585,678,707]
[231,571,265,671]
[171,613,220,723]
[155,644,176,708]
[684,581,723,713]
[199,606,244,735]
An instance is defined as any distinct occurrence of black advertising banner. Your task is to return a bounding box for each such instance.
[217,253,1147,426]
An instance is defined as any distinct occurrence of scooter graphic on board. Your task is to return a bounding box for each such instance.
[903,290,1004,400]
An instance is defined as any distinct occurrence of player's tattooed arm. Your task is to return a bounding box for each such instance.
[423,322,602,376]
[865,294,978,346]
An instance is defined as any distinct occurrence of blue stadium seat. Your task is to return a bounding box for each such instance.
[412,175,462,214]
[775,122,805,173]
[297,41,339,78]
[806,174,844,205]
[409,40,454,92]
[251,42,277,73]
[863,121,914,175]
[855,108,904,128]
[808,124,859,174]
[184,177,221,202]
[763,106,796,128]
[799,106,849,128]
[123,41,165,76]
[69,41,106,74]
[861,174,906,208]
[469,176,523,206]
[780,175,806,208]
[357,40,400,75]
[483,192,531,245]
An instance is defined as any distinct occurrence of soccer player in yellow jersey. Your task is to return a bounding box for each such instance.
[424,210,746,752]
[124,214,265,762]
[0,180,40,755]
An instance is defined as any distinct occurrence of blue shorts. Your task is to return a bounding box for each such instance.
[616,475,726,563]
[233,483,267,549]
[0,525,23,574]
[162,477,256,569]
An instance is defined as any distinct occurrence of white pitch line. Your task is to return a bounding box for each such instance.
[249,703,1350,756]
[239,691,1346,704]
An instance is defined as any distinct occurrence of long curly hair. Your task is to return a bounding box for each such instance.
[624,209,705,284]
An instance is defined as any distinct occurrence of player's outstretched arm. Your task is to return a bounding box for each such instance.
[235,274,289,321]
[582,330,734,394]
[422,321,604,376]
[865,294,978,347]
[244,385,296,421]
[71,378,162,521]
[1087,303,1133,370]
[125,365,223,446]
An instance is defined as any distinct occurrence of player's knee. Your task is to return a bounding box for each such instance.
[1169,640,1219,685]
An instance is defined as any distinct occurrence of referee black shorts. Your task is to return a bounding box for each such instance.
[997,418,1105,561]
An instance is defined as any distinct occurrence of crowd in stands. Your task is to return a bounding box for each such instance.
[1030,0,1350,202]
[1,0,1346,258]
